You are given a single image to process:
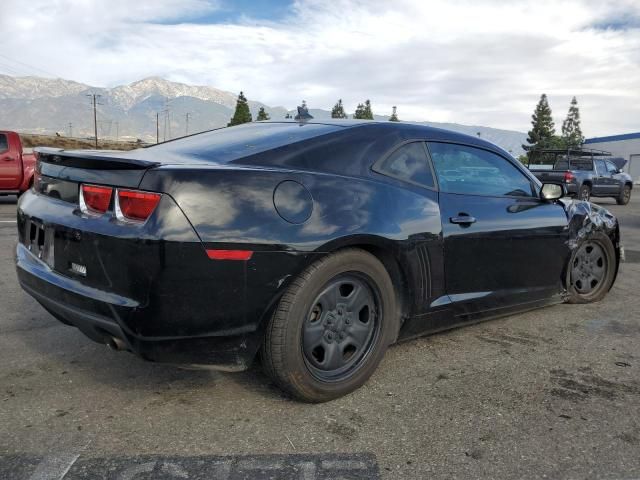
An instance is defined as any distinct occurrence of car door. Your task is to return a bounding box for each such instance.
[592,159,609,196]
[426,141,569,317]
[0,133,21,190]
[605,160,623,195]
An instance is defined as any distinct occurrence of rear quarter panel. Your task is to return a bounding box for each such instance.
[139,166,445,324]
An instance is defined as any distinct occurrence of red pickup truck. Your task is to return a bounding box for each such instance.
[0,131,36,196]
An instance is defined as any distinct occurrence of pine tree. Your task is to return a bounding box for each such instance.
[227,91,252,126]
[389,106,399,122]
[523,93,556,157]
[285,113,292,119]
[331,99,347,119]
[256,107,270,121]
[353,103,365,119]
[561,96,584,147]
[353,100,373,120]
[363,99,373,119]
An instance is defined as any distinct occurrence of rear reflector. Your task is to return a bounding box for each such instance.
[206,249,253,261]
[116,189,162,222]
[80,184,113,214]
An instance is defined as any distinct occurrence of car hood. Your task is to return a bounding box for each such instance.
[609,157,628,170]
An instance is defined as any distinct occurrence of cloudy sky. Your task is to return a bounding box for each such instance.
[1,0,639,135]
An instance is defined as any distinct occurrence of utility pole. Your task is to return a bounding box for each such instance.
[185,112,191,136]
[163,97,171,141]
[115,121,119,142]
[86,93,102,148]
[67,122,73,138]
[156,112,160,144]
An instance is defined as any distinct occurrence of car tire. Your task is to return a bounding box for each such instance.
[578,184,591,202]
[616,185,631,205]
[566,232,616,304]
[262,248,398,402]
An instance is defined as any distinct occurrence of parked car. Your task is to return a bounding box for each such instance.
[16,121,622,402]
[528,149,633,204]
[0,131,36,196]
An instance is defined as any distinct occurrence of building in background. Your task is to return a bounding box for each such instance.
[584,133,640,184]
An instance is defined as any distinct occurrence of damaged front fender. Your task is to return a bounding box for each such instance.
[560,198,622,297]
[561,199,619,250]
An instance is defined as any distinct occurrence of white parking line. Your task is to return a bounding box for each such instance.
[28,452,81,480]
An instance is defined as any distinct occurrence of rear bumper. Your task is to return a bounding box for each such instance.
[15,190,319,370]
[16,242,260,370]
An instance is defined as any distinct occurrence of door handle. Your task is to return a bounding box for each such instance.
[2,157,15,162]
[450,215,477,225]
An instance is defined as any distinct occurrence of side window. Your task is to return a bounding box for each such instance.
[373,142,434,187]
[606,161,618,173]
[427,142,534,197]
[0,134,8,153]
[595,159,607,175]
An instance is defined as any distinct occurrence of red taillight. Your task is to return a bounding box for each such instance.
[206,249,253,261]
[81,184,113,214]
[116,189,161,222]
[564,171,575,183]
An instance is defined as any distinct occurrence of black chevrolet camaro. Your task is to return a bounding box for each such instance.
[16,120,622,402]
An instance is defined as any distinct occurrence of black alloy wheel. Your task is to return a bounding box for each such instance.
[302,274,379,381]
[262,248,398,402]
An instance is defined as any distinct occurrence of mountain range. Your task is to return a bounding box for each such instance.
[0,74,527,155]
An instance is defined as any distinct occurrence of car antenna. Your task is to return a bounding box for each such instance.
[294,100,313,123]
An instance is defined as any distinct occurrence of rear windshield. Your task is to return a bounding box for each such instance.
[553,158,593,171]
[144,122,343,164]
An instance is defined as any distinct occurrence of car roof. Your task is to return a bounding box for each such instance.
[48,120,512,172]
[258,120,507,152]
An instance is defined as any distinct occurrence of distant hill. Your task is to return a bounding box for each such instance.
[0,74,526,154]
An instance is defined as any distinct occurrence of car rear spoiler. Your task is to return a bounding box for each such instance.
[34,147,160,170]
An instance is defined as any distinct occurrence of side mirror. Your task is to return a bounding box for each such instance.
[540,183,565,201]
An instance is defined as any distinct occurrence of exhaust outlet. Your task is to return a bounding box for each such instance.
[106,337,126,351]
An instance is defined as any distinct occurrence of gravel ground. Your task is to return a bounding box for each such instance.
[0,194,639,479]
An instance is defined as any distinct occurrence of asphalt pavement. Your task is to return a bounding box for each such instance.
[1,194,639,479]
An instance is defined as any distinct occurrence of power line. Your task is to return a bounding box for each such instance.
[0,60,25,77]
[0,53,61,78]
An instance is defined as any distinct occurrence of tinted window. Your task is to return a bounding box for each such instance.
[554,158,592,171]
[428,142,534,197]
[595,159,607,175]
[0,134,7,153]
[374,142,434,187]
[606,161,618,173]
